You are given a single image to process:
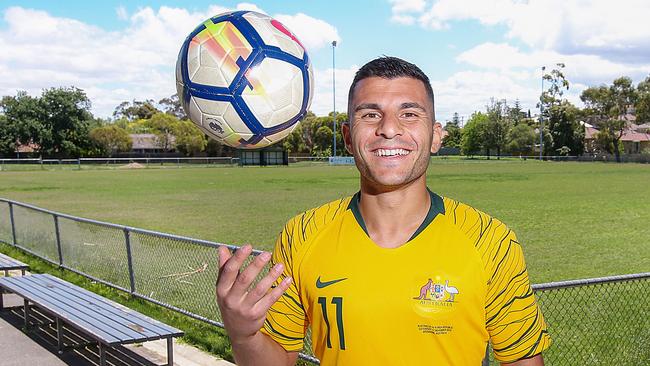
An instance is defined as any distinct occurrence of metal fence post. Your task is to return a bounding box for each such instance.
[124,228,137,294]
[8,202,17,246]
[53,214,63,266]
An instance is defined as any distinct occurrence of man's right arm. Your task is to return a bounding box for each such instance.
[216,245,298,366]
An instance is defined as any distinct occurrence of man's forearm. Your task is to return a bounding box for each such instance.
[232,331,297,366]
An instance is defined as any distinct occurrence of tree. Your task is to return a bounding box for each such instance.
[0,87,95,157]
[461,112,489,156]
[40,86,95,157]
[174,120,207,156]
[159,94,187,120]
[506,123,536,156]
[484,98,511,159]
[442,120,462,148]
[146,113,180,151]
[113,99,160,121]
[89,125,132,156]
[636,75,650,123]
[0,91,47,156]
[581,76,637,162]
[539,64,583,157]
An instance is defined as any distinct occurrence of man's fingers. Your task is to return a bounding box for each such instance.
[254,276,292,313]
[229,250,272,298]
[243,262,285,307]
[216,244,252,292]
[217,246,232,269]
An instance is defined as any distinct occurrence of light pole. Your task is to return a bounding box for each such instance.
[539,66,545,160]
[332,40,337,157]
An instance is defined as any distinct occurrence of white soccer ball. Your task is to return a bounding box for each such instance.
[176,11,314,149]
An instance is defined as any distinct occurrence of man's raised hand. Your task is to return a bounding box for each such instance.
[216,244,292,345]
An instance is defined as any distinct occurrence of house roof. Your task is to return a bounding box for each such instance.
[584,125,650,142]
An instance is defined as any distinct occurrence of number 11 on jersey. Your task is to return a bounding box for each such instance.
[317,296,346,350]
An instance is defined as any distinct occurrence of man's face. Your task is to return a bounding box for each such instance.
[343,76,442,190]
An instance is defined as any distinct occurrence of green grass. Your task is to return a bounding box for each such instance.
[1,159,648,283]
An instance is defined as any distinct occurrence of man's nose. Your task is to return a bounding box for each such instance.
[376,114,403,139]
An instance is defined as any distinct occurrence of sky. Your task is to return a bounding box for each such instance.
[1,0,649,124]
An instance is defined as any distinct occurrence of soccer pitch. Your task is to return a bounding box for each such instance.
[0,159,648,284]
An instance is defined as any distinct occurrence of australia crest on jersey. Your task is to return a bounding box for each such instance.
[413,278,460,304]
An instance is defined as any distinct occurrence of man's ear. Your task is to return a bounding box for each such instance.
[342,122,353,154]
[430,121,443,154]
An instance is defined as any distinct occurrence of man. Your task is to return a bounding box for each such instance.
[216,56,551,365]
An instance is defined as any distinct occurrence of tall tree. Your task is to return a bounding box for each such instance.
[636,75,650,123]
[461,112,489,156]
[1,87,95,157]
[113,99,160,121]
[540,64,584,157]
[506,123,536,156]
[159,94,187,120]
[40,86,95,157]
[484,98,511,159]
[0,91,47,156]
[442,120,462,148]
[581,76,637,162]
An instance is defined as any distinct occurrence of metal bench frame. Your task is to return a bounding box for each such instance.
[0,274,183,366]
[0,252,28,277]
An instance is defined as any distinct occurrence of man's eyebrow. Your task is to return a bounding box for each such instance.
[400,102,427,111]
[354,103,381,112]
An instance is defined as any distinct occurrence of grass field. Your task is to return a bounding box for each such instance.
[1,159,648,284]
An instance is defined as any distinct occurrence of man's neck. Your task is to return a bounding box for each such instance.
[358,178,431,249]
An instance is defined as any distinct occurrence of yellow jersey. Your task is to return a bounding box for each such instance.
[261,190,551,365]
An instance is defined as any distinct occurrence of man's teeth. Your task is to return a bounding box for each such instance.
[374,148,410,157]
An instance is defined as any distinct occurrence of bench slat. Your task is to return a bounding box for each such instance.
[20,275,156,342]
[0,253,29,271]
[0,274,183,345]
[44,274,182,336]
[1,276,128,343]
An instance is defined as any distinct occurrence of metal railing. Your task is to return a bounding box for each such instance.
[0,157,240,171]
[0,198,647,365]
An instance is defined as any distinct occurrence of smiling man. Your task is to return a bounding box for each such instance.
[216,56,551,365]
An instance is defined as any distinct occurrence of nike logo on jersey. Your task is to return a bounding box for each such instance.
[316,276,347,288]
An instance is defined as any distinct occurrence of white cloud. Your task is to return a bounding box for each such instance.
[390,14,416,25]
[115,6,128,21]
[274,13,340,51]
[390,0,427,13]
[392,0,650,62]
[0,5,340,119]
[311,65,359,116]
[456,42,650,87]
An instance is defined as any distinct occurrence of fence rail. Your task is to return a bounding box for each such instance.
[0,198,647,365]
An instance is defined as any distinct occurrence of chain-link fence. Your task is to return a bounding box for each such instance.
[0,197,647,365]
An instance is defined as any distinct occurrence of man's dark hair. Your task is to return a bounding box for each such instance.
[347,56,435,120]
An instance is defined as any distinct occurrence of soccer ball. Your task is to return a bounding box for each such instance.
[176,11,314,149]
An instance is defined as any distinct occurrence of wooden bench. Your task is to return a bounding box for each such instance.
[0,274,183,366]
[0,253,29,277]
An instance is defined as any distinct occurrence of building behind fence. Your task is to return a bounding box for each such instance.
[0,198,647,365]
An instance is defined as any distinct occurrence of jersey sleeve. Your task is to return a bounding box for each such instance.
[260,216,309,352]
[485,228,551,362]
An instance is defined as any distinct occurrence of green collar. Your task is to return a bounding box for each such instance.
[347,189,445,242]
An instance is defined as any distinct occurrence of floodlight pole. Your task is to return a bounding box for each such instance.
[332,40,337,157]
[539,66,546,161]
